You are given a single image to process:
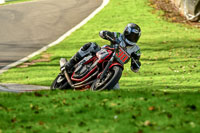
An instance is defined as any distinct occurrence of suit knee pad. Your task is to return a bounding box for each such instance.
[81,43,92,51]
[78,42,100,57]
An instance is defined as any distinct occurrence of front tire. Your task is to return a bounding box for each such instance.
[91,66,122,91]
[50,73,70,90]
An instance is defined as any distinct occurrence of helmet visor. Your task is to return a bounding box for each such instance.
[126,32,138,43]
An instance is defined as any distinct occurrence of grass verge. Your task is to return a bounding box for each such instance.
[0,0,33,5]
[0,0,200,132]
[1,90,200,133]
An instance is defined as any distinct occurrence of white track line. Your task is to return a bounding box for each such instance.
[0,0,110,74]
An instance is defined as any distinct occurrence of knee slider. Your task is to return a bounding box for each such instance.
[91,42,101,53]
[81,42,92,51]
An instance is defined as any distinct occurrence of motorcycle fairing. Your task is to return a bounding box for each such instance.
[72,55,97,81]
[115,47,130,64]
[96,49,112,63]
[70,46,127,83]
[73,62,92,78]
[71,65,98,82]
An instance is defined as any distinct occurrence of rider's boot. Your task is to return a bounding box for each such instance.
[64,52,82,74]
[64,42,100,74]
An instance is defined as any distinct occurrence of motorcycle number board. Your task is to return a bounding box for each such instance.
[115,47,130,64]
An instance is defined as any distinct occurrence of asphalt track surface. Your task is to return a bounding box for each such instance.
[0,0,102,69]
[0,83,50,92]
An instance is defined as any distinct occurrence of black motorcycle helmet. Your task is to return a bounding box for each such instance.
[123,23,141,45]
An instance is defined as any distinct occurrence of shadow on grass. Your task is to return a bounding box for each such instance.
[141,39,200,52]
[17,55,73,68]
[122,83,200,92]
[50,56,72,62]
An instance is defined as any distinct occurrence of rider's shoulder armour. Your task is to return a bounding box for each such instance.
[126,45,141,56]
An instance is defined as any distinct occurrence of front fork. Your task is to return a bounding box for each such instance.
[99,51,116,80]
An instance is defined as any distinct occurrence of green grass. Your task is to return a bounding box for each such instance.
[0,0,200,132]
[1,90,200,133]
[0,0,33,5]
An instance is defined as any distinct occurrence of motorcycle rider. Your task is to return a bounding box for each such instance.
[64,23,142,88]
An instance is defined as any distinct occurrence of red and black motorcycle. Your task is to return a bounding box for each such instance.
[50,44,130,91]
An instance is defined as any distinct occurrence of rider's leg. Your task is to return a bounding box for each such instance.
[112,83,120,90]
[65,42,101,72]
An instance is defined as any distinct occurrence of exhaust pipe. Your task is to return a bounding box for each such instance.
[64,70,98,89]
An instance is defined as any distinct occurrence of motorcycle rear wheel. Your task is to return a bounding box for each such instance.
[91,66,122,91]
[50,73,70,90]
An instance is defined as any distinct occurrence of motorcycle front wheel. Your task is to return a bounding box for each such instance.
[91,66,122,91]
[50,73,71,90]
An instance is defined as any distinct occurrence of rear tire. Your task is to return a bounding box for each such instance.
[91,66,122,91]
[50,73,70,90]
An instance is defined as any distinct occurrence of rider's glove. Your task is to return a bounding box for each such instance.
[131,59,141,73]
[113,38,120,44]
